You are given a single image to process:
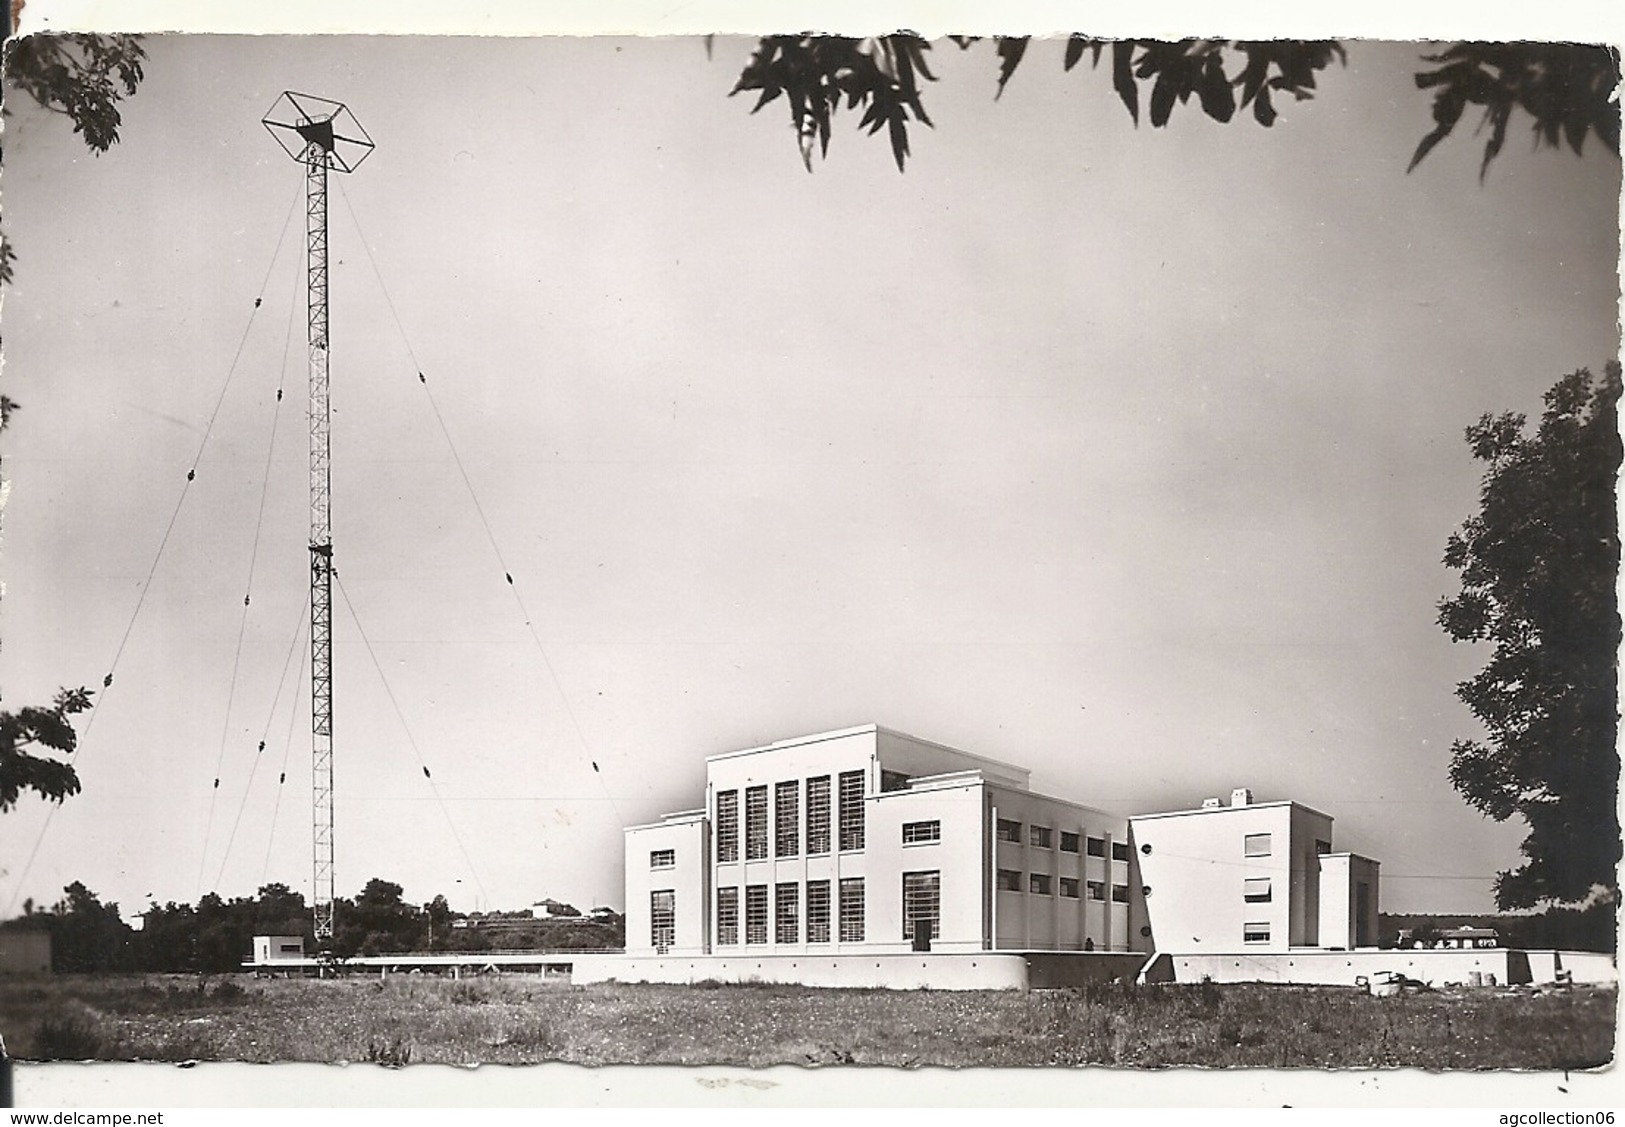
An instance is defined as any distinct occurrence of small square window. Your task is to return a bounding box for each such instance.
[1244,877,1272,903]
[1111,840,1128,862]
[1029,873,1053,895]
[1059,877,1080,898]
[997,818,1022,843]
[1086,880,1105,901]
[1111,883,1130,903]
[650,848,675,869]
[1244,922,1271,944]
[997,869,1022,892]
[1316,839,1332,856]
[1086,836,1105,857]
[1059,831,1080,853]
[1244,833,1272,857]
[1030,826,1053,848]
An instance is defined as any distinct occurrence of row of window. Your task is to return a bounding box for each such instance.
[997,869,1132,902]
[716,877,864,945]
[710,871,943,946]
[716,771,866,863]
[995,818,1129,860]
[652,816,942,873]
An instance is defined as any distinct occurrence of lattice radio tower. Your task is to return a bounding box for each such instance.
[262,93,375,943]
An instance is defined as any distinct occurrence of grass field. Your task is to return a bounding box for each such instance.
[0,974,1613,1070]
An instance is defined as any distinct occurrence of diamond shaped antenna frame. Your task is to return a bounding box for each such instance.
[263,91,374,173]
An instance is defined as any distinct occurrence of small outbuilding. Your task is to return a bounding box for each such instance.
[252,935,307,963]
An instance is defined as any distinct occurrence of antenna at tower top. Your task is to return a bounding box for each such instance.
[262,91,375,173]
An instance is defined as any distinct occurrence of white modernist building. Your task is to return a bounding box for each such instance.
[1129,791,1381,953]
[623,724,1379,970]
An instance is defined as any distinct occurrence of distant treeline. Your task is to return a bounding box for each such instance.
[1,879,626,974]
[1380,903,1616,954]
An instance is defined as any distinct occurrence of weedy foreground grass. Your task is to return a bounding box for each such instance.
[0,974,1613,1069]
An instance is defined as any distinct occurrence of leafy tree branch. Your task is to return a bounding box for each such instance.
[728,35,1619,177]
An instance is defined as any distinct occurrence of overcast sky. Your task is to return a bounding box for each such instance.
[1,24,1618,924]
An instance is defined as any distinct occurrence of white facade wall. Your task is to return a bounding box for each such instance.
[623,813,709,956]
[1317,853,1381,949]
[987,784,1143,952]
[1130,800,1334,952]
[863,780,987,952]
[706,727,877,956]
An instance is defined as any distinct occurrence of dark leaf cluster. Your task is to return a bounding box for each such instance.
[1438,364,1622,908]
[1409,42,1622,180]
[731,35,1346,171]
[0,686,93,812]
[731,35,938,172]
[4,33,146,154]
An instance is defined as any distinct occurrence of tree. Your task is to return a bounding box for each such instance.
[1,32,146,283]
[423,893,452,950]
[727,36,1620,176]
[1438,363,1621,909]
[0,686,93,811]
[333,877,425,956]
[48,880,134,972]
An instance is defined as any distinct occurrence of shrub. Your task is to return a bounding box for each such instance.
[364,1035,413,1067]
[34,1015,106,1060]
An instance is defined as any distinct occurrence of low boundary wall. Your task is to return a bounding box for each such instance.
[244,950,1149,990]
[1142,948,1616,988]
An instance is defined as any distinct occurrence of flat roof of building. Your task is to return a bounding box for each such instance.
[704,723,1033,779]
[1129,798,1335,822]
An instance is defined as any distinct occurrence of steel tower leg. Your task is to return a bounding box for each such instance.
[305,147,336,944]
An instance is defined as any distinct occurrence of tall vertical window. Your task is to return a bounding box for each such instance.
[839,877,865,942]
[716,887,739,945]
[902,870,940,942]
[775,780,799,857]
[716,790,739,863]
[650,890,675,951]
[806,880,831,943]
[775,882,799,944]
[838,770,865,851]
[806,776,831,855]
[745,785,769,860]
[745,885,768,944]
